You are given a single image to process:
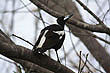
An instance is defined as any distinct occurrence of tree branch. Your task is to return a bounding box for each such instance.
[14,59,54,73]
[30,0,110,35]
[75,0,104,25]
[0,29,75,73]
[68,20,110,36]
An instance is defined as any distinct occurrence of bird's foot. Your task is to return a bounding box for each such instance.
[32,48,46,55]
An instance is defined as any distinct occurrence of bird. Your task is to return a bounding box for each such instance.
[33,14,73,63]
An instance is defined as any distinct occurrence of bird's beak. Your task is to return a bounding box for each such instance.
[64,14,73,21]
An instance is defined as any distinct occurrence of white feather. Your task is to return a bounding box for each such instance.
[53,31,64,39]
[53,31,64,35]
[37,30,48,48]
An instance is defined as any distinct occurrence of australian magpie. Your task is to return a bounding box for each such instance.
[33,14,73,63]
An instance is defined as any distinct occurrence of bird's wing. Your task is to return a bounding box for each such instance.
[41,30,60,49]
[33,25,64,53]
[33,30,45,49]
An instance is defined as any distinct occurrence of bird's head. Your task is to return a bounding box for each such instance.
[57,14,73,27]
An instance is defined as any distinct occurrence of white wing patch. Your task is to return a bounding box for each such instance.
[53,31,64,35]
[37,30,48,48]
[53,31,64,39]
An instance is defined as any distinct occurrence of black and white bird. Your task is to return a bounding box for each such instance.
[33,14,73,63]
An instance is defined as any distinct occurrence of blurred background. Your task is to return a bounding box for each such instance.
[0,0,110,73]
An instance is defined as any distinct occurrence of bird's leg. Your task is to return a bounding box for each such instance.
[55,50,60,63]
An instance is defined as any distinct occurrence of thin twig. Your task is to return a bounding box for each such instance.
[10,0,16,33]
[92,34,110,44]
[38,9,46,27]
[20,0,49,25]
[102,9,110,21]
[95,0,104,16]
[82,54,104,73]
[69,30,94,73]
[80,53,89,73]
[1,0,8,34]
[62,45,66,66]
[69,31,110,45]
[78,51,82,73]
[12,34,34,46]
[14,3,31,11]
[75,0,104,25]
[0,3,31,13]
[78,32,110,45]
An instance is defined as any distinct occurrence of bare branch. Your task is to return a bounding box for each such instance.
[78,51,82,73]
[12,34,34,46]
[0,29,75,73]
[14,59,54,73]
[30,0,110,35]
[75,0,104,25]
[69,32,110,45]
[80,54,89,73]
[68,20,110,35]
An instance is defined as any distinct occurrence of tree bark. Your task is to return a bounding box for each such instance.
[14,59,54,73]
[0,29,75,73]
